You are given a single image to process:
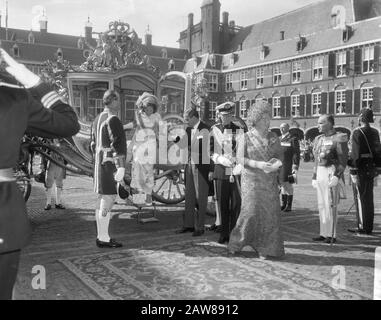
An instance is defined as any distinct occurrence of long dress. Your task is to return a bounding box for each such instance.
[228,129,285,257]
[130,111,161,195]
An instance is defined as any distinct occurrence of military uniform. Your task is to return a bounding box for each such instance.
[312,131,348,240]
[347,109,381,234]
[0,76,79,299]
[279,132,300,211]
[210,102,243,244]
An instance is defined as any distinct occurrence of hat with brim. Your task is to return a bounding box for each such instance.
[216,102,235,115]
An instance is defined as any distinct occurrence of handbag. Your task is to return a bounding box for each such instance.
[359,129,378,179]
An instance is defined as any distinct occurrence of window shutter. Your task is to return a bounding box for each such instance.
[354,89,361,114]
[267,97,273,107]
[329,91,335,114]
[354,48,362,74]
[321,92,328,114]
[328,53,336,78]
[285,96,291,118]
[306,94,312,116]
[300,95,305,117]
[373,87,380,114]
[346,50,351,75]
[346,90,353,114]
[374,45,380,73]
[246,99,250,114]
[235,101,240,117]
[280,97,286,118]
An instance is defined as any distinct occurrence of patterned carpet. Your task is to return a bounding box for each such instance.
[59,229,374,300]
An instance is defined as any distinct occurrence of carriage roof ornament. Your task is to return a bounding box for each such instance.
[75,21,161,76]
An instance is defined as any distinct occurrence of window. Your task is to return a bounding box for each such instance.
[12,44,19,57]
[209,101,217,120]
[225,74,233,92]
[240,71,248,90]
[170,102,179,113]
[336,51,346,77]
[229,54,235,66]
[291,95,300,117]
[256,68,264,87]
[335,90,346,114]
[362,87,373,109]
[240,100,248,119]
[313,57,323,81]
[210,55,216,67]
[292,61,301,83]
[273,65,282,86]
[363,47,375,74]
[161,48,168,59]
[272,97,281,118]
[312,92,321,116]
[208,74,218,92]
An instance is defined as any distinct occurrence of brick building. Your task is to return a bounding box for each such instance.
[180,0,381,137]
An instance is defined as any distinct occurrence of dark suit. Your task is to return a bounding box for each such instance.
[211,122,242,240]
[183,121,212,231]
[348,126,381,233]
[0,79,79,299]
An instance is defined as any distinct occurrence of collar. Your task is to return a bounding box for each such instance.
[192,120,201,130]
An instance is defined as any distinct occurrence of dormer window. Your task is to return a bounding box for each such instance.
[161,48,168,59]
[229,53,237,66]
[210,54,216,67]
[342,25,353,42]
[168,59,175,71]
[296,35,307,52]
[12,44,19,57]
[260,45,269,60]
[28,31,35,44]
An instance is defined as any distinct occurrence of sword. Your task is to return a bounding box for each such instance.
[329,174,337,246]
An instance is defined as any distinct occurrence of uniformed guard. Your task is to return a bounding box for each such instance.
[90,90,127,248]
[311,114,348,244]
[347,108,381,235]
[210,102,243,244]
[0,48,80,299]
[279,123,300,212]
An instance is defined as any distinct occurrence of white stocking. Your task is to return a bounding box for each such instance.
[56,187,62,205]
[45,188,53,205]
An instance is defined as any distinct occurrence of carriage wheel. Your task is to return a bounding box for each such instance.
[152,168,185,204]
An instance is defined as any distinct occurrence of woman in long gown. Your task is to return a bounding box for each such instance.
[228,101,285,258]
[129,92,161,205]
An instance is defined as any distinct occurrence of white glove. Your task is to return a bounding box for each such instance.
[233,164,243,176]
[312,180,318,189]
[328,176,339,188]
[1,48,40,88]
[217,155,233,167]
[208,172,214,181]
[350,175,358,185]
[114,167,125,182]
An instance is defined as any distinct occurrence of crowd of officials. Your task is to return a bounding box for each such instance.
[1,50,381,299]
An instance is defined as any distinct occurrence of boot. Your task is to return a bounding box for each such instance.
[280,194,287,211]
[284,195,293,212]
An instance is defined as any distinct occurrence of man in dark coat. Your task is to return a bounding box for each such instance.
[0,48,80,299]
[90,90,127,248]
[210,102,243,244]
[176,109,213,236]
[279,123,300,212]
[348,108,381,235]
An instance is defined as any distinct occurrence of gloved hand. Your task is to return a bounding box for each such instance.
[312,180,318,189]
[217,155,233,167]
[350,175,358,185]
[208,172,214,181]
[1,48,40,88]
[328,176,339,188]
[114,167,125,182]
[233,164,243,176]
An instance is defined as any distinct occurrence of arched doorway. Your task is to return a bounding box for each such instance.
[335,126,351,139]
[289,127,304,140]
[305,127,320,142]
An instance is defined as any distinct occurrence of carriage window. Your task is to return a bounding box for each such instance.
[88,89,106,121]
[73,90,82,117]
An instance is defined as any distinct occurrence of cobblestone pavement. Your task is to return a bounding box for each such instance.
[14,162,381,300]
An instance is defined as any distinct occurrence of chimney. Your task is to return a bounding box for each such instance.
[39,10,48,33]
[280,31,285,40]
[222,11,229,25]
[85,17,93,42]
[188,13,194,27]
[145,25,152,46]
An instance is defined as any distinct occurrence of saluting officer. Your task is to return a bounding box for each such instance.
[90,90,127,249]
[279,123,300,212]
[0,48,80,299]
[210,102,243,244]
[311,114,348,244]
[348,108,381,235]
